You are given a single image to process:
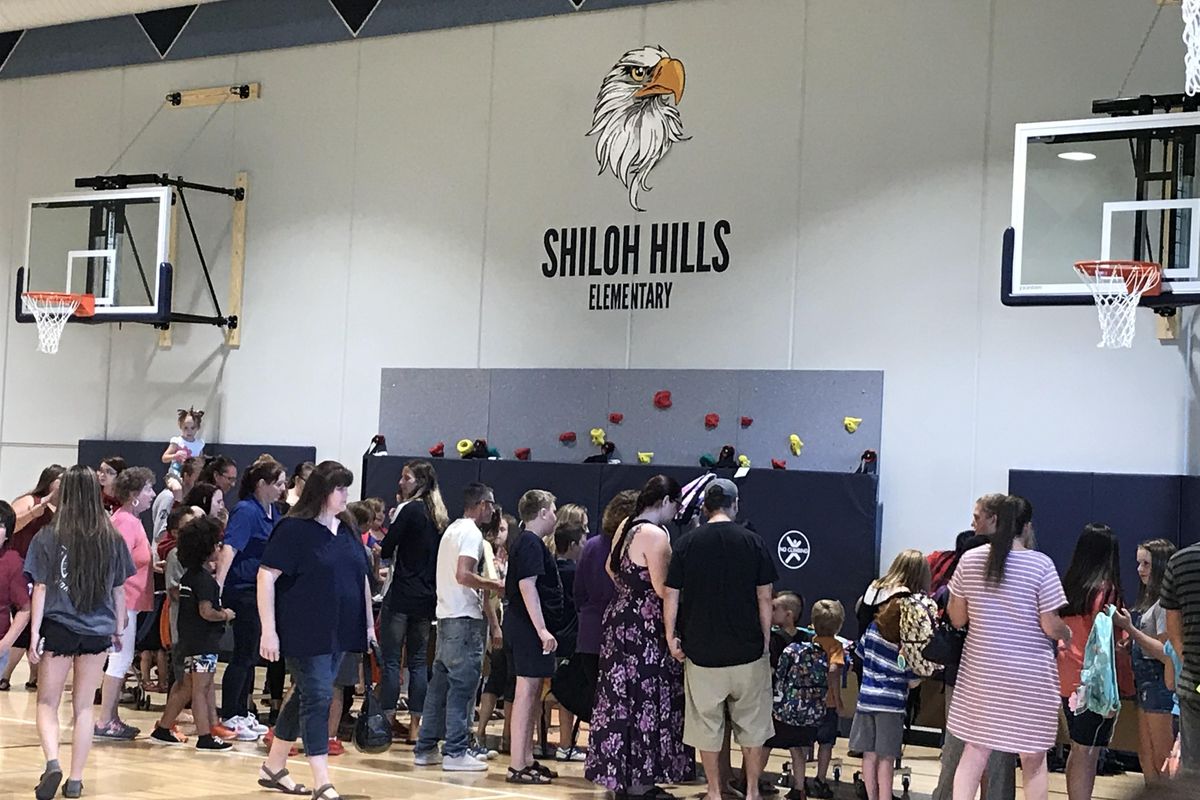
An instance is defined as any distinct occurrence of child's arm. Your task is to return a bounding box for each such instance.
[161,441,182,464]
[828,662,844,715]
[198,599,234,623]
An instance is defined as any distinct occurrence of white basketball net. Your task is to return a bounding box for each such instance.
[1186,0,1200,95]
[24,294,79,354]
[1072,263,1161,349]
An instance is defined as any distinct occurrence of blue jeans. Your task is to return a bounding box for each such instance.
[275,653,340,757]
[219,587,260,720]
[415,617,486,758]
[379,606,430,715]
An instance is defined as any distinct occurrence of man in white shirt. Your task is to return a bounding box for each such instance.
[413,482,504,772]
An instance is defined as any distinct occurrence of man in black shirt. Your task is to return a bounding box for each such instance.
[665,479,777,800]
[1162,542,1200,775]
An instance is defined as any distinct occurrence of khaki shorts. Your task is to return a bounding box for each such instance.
[683,656,773,751]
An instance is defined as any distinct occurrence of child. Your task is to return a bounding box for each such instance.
[550,521,585,760]
[150,507,202,744]
[759,590,813,800]
[807,600,846,800]
[850,550,929,800]
[161,407,205,493]
[771,590,810,664]
[172,515,235,751]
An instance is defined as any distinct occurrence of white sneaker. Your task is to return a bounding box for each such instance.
[413,750,443,766]
[221,717,261,742]
[443,753,488,772]
[241,713,269,735]
[555,746,586,762]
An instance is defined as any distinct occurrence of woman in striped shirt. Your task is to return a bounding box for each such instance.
[946,496,1070,800]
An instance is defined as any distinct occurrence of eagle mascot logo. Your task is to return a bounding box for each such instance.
[588,46,687,212]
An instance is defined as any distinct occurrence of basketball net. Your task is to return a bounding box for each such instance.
[1073,262,1162,349]
[24,294,79,354]
[1185,0,1200,94]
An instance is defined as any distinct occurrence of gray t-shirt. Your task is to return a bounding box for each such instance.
[165,548,184,642]
[151,489,175,546]
[24,527,136,637]
[1137,600,1167,638]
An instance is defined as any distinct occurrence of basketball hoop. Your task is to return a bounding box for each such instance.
[21,292,94,354]
[1072,261,1162,349]
[1185,0,1200,95]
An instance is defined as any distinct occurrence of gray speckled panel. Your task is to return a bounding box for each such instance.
[736,370,882,472]
[379,369,490,456]
[488,369,610,462]
[380,368,883,472]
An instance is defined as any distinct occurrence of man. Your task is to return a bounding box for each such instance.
[505,489,564,783]
[413,482,504,772]
[151,457,200,546]
[664,479,777,800]
[1161,539,1200,775]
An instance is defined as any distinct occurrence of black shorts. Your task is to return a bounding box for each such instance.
[41,618,111,657]
[484,647,515,701]
[765,717,816,749]
[504,617,555,679]
[814,707,839,745]
[12,605,30,649]
[1061,698,1116,747]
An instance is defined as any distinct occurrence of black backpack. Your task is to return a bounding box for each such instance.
[353,643,392,755]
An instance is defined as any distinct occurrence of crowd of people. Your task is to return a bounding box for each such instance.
[1,445,1200,800]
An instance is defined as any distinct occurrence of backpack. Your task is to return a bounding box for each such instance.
[1071,605,1121,719]
[772,640,829,727]
[927,550,958,596]
[897,593,940,677]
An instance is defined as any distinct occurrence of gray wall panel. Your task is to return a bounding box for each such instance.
[488,368,610,462]
[379,368,491,456]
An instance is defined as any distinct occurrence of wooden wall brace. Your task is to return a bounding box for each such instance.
[226,171,248,348]
[1156,312,1180,341]
[165,83,260,109]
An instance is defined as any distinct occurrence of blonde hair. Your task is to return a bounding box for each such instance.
[773,590,803,621]
[518,489,556,524]
[811,599,845,637]
[872,549,931,594]
[550,503,588,547]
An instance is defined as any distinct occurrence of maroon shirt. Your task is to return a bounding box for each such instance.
[10,495,53,559]
[0,549,31,638]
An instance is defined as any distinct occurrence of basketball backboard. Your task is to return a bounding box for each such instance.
[16,187,173,324]
[1002,110,1200,309]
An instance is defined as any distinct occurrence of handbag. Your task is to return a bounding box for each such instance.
[550,652,595,723]
[921,620,966,668]
[353,642,392,754]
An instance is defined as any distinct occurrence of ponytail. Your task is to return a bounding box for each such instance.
[986,495,1032,586]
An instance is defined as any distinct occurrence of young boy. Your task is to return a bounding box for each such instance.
[848,606,912,800]
[171,516,236,751]
[759,590,812,799]
[807,600,846,800]
[550,522,585,760]
[770,591,810,665]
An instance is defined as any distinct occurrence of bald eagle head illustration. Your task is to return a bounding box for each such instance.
[587,46,687,212]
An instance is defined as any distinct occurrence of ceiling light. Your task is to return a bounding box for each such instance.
[1058,151,1097,161]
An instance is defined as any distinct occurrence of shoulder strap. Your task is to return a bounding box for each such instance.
[610,517,654,571]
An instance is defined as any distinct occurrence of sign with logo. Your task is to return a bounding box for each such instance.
[777,530,811,570]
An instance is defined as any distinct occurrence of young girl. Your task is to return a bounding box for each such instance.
[850,550,930,800]
[174,515,235,751]
[1114,538,1176,785]
[1057,524,1127,800]
[161,407,206,492]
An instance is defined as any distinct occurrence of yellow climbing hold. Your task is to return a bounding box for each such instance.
[590,428,606,446]
[844,417,862,434]
[637,451,654,464]
[789,434,803,455]
[456,438,473,456]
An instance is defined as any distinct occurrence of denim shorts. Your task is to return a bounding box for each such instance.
[184,654,218,674]
[1132,648,1174,714]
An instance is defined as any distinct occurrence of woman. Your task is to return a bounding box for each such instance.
[478,510,515,748]
[184,482,226,520]
[256,460,374,800]
[1,464,64,691]
[97,456,126,513]
[947,496,1070,800]
[585,475,691,798]
[1114,538,1176,785]
[215,457,286,738]
[0,501,31,682]
[378,459,448,740]
[25,465,135,800]
[285,462,314,510]
[94,467,156,740]
[1057,524,1127,800]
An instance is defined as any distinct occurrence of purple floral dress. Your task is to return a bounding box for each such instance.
[584,552,693,791]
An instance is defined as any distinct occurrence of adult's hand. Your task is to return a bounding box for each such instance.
[668,636,685,664]
[537,628,557,655]
[28,635,43,666]
[260,629,281,662]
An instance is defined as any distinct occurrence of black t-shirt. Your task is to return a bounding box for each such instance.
[769,626,811,670]
[176,567,225,656]
[666,520,779,668]
[260,517,371,657]
[556,557,577,612]
[380,501,439,617]
[505,529,564,631]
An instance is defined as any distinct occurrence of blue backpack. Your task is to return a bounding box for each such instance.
[772,641,829,727]
[1072,605,1121,719]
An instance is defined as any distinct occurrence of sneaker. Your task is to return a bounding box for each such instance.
[263,728,300,756]
[149,725,187,745]
[443,753,488,772]
[762,779,781,796]
[413,749,443,766]
[196,736,233,752]
[219,718,261,741]
[210,724,240,741]
[808,779,834,799]
[555,746,586,762]
[785,790,805,800]
[240,712,270,735]
[94,720,139,740]
[467,743,496,761]
[327,737,345,756]
[391,718,410,742]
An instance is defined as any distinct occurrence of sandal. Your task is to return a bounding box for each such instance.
[531,760,559,779]
[506,766,552,785]
[34,766,62,800]
[257,765,310,796]
[62,779,83,799]
[312,785,342,800]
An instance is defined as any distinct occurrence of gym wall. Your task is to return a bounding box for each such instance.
[0,0,1191,567]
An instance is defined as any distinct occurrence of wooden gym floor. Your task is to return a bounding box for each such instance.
[0,660,1145,800]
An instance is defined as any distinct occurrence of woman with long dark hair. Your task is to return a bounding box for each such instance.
[25,465,135,800]
[946,496,1070,800]
[378,459,449,739]
[1,464,64,692]
[183,482,226,520]
[214,457,285,739]
[1057,523,1125,800]
[1113,537,1177,785]
[585,475,692,797]
[255,460,374,800]
[97,456,126,514]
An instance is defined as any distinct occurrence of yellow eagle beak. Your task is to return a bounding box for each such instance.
[634,57,685,104]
